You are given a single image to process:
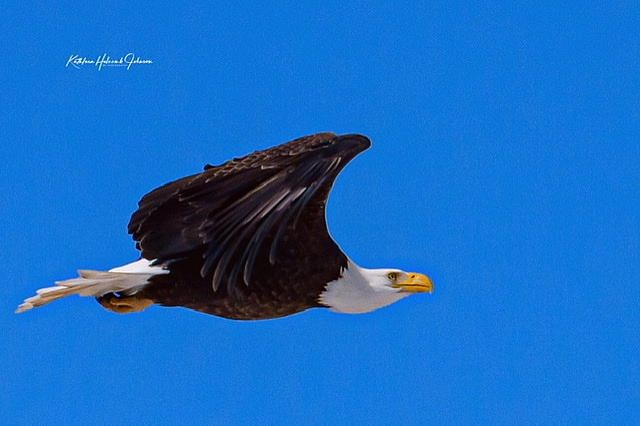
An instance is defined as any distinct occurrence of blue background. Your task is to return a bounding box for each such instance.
[2,1,639,424]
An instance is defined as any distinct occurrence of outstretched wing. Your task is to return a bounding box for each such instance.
[128,132,371,293]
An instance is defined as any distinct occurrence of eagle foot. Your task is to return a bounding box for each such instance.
[97,293,153,314]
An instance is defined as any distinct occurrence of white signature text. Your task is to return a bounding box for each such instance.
[66,53,153,71]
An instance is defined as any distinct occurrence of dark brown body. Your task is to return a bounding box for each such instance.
[139,229,345,320]
[108,133,370,320]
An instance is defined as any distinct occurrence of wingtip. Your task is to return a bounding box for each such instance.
[335,134,371,152]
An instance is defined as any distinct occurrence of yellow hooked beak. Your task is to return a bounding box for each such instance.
[390,273,433,293]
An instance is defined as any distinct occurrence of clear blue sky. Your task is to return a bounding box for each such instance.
[1,1,638,424]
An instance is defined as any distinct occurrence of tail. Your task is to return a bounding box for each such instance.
[15,259,168,313]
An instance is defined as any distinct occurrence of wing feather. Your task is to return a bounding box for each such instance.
[128,132,370,293]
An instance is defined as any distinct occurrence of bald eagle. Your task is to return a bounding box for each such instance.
[16,133,432,320]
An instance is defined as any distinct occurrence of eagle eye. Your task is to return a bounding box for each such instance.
[386,272,398,281]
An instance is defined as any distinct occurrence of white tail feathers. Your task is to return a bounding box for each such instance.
[15,259,168,313]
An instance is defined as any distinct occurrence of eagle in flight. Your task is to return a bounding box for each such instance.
[17,133,432,320]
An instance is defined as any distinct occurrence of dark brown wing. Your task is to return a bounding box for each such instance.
[128,132,371,293]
